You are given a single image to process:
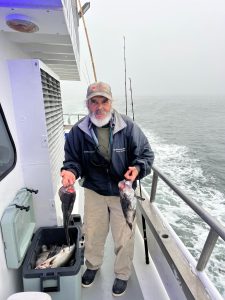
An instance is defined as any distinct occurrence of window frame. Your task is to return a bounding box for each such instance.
[0,103,17,181]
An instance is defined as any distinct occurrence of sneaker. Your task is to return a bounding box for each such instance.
[112,278,127,296]
[82,269,98,287]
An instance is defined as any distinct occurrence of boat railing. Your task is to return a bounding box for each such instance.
[149,165,225,271]
[63,113,86,130]
[62,114,225,272]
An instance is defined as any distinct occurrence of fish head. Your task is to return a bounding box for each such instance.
[59,186,76,197]
[118,180,134,197]
[66,186,75,193]
[118,180,133,191]
[118,180,126,191]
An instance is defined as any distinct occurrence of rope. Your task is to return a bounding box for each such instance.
[77,0,97,82]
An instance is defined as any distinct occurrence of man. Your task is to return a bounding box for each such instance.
[61,82,154,296]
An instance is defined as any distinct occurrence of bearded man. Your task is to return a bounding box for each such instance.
[61,82,154,296]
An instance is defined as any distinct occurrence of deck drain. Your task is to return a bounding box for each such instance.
[161,234,169,239]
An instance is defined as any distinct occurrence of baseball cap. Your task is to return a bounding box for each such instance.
[86,82,112,100]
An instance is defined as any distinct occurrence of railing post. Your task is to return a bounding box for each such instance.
[196,228,219,271]
[139,181,150,264]
[150,170,158,203]
[68,114,71,125]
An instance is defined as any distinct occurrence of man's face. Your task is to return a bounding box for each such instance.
[87,96,112,120]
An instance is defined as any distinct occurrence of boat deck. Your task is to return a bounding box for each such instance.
[81,229,170,300]
[72,184,170,300]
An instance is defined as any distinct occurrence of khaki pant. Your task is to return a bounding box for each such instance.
[83,188,135,280]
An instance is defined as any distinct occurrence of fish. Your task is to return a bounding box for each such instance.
[35,244,61,268]
[118,180,137,230]
[58,185,76,247]
[35,244,75,269]
[35,245,50,267]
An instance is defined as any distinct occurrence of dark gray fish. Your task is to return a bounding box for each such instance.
[58,186,76,247]
[118,180,137,230]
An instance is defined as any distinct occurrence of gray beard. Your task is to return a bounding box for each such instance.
[89,111,112,127]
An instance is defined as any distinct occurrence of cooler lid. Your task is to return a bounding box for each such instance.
[1,188,36,269]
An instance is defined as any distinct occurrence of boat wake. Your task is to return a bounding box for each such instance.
[142,128,225,298]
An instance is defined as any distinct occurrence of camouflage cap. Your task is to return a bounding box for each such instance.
[86,82,112,100]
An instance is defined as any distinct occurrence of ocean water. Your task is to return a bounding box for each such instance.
[63,95,225,297]
[124,95,225,298]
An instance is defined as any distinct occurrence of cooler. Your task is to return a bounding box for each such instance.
[22,223,84,300]
[1,188,84,300]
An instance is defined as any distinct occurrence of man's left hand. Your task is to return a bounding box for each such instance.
[124,166,139,182]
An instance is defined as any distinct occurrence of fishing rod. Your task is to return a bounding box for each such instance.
[129,77,149,265]
[129,78,135,121]
[124,41,150,265]
[77,0,97,82]
[123,36,128,115]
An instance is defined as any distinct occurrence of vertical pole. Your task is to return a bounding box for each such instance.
[150,171,158,203]
[129,77,135,121]
[128,71,149,265]
[139,182,150,264]
[77,0,97,82]
[196,228,219,271]
[123,36,128,115]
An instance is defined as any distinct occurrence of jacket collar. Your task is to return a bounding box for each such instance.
[112,110,127,134]
[77,109,127,137]
[77,115,91,137]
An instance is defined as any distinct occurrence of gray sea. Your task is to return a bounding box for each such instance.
[63,95,225,297]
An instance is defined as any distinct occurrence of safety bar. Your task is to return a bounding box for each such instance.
[63,113,86,124]
[150,165,225,271]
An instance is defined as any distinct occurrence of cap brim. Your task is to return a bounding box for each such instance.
[86,91,112,101]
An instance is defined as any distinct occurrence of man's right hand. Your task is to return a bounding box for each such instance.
[61,170,76,187]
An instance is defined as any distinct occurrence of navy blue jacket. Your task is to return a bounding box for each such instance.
[62,110,154,196]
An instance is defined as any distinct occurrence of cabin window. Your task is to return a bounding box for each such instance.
[0,104,17,181]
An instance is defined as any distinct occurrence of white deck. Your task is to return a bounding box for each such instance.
[73,184,170,300]
[81,229,170,300]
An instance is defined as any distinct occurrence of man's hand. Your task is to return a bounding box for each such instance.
[124,166,139,182]
[61,170,76,187]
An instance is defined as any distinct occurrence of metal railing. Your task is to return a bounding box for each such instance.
[63,113,86,131]
[150,165,225,271]
[62,114,225,271]
[63,113,86,125]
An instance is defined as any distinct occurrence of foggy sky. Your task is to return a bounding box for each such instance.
[61,0,225,103]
